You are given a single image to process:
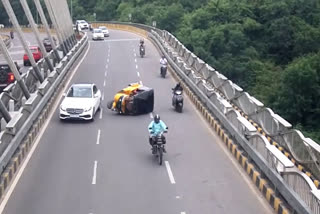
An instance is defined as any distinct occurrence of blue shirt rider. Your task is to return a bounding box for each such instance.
[148,114,168,154]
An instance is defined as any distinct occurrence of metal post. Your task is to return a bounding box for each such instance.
[1,0,44,83]
[48,0,72,51]
[57,0,73,48]
[0,36,30,100]
[0,99,11,123]
[43,0,68,55]
[33,0,61,62]
[59,0,74,48]
[60,0,76,46]
[20,0,54,72]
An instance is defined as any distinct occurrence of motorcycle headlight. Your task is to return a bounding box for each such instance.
[84,107,92,112]
[60,105,66,111]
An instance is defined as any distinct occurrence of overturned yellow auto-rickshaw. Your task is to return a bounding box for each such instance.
[107,83,154,115]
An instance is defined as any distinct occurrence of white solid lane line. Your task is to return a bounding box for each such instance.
[99,108,103,119]
[0,42,92,214]
[96,129,101,145]
[92,161,98,185]
[137,72,140,77]
[165,161,176,184]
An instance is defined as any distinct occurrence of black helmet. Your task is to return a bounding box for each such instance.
[154,114,160,123]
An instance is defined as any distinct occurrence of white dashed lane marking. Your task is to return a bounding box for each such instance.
[165,161,176,184]
[99,108,103,119]
[92,161,98,185]
[96,129,101,145]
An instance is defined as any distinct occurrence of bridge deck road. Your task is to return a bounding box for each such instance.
[1,30,273,214]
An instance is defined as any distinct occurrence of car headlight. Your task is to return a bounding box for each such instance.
[84,107,92,112]
[60,105,66,111]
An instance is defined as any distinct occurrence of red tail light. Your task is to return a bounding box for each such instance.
[8,73,14,83]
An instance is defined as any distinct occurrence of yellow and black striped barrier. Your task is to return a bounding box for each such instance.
[230,103,320,189]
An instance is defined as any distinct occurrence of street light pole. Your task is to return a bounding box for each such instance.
[71,0,73,22]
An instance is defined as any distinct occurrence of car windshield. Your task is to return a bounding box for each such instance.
[94,29,102,33]
[99,26,107,30]
[67,86,92,98]
[80,21,86,24]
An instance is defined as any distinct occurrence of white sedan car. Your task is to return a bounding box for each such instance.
[60,83,101,121]
[99,26,109,37]
[92,28,104,40]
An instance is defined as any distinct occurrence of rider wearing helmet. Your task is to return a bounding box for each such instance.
[148,114,168,154]
[160,55,167,67]
[172,82,183,92]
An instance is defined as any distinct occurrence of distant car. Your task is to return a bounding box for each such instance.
[42,37,57,52]
[59,83,101,121]
[92,29,104,41]
[75,20,89,31]
[0,62,21,90]
[98,26,109,37]
[23,46,43,66]
[0,24,4,29]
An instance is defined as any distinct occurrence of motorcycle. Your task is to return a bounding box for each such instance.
[139,45,145,58]
[172,89,183,113]
[152,132,167,165]
[160,65,167,78]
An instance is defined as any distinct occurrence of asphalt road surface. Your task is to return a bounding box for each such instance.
[1,30,273,214]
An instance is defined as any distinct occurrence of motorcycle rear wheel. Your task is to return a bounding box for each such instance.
[176,104,183,113]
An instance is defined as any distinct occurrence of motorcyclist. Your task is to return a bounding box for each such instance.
[172,82,183,92]
[172,82,183,106]
[148,114,168,154]
[139,38,145,55]
[139,38,145,46]
[160,55,167,67]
